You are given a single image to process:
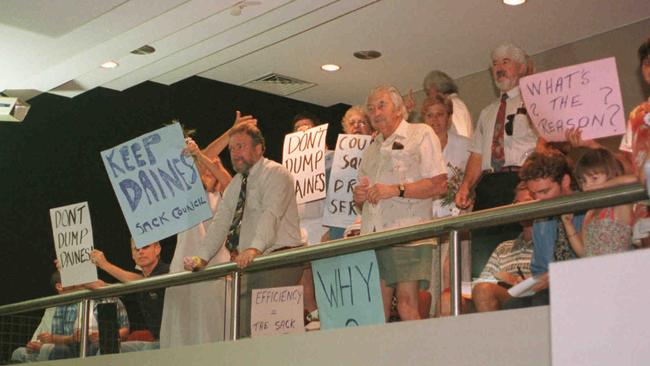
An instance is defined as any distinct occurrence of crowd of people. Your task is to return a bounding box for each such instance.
[11,37,650,362]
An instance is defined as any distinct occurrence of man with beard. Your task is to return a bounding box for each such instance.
[184,123,303,337]
[454,44,539,277]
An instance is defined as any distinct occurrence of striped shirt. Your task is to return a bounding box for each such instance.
[479,234,533,281]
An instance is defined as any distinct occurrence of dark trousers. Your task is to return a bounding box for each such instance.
[502,289,550,309]
[470,172,521,278]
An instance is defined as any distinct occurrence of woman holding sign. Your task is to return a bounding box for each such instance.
[160,113,254,347]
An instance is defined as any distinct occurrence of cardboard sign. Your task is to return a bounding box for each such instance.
[282,124,328,204]
[322,134,372,229]
[251,285,305,337]
[50,202,97,287]
[550,250,650,365]
[101,123,212,248]
[520,57,625,142]
[312,250,385,330]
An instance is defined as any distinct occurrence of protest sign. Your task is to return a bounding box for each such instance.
[520,57,625,142]
[282,124,328,204]
[50,202,97,287]
[322,134,371,229]
[101,123,212,248]
[251,285,304,337]
[312,250,385,330]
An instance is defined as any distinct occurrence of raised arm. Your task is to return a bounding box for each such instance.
[202,111,257,159]
[90,249,143,283]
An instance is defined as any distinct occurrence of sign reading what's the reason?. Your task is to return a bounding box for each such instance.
[520,57,625,142]
[101,123,212,248]
[312,250,385,330]
[50,202,97,287]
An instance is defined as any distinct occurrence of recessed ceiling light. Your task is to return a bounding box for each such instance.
[321,64,341,72]
[503,0,526,5]
[100,60,119,69]
[353,50,381,60]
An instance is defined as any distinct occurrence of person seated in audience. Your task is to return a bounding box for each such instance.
[439,182,534,315]
[561,149,636,257]
[12,271,129,361]
[89,240,168,349]
[503,152,583,309]
[354,85,447,321]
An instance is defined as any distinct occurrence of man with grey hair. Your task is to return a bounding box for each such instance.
[354,85,447,321]
[422,70,473,138]
[454,44,539,272]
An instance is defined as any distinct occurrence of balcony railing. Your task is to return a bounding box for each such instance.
[0,183,646,357]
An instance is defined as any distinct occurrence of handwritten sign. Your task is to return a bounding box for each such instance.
[101,124,212,248]
[312,250,385,330]
[250,285,305,338]
[49,202,97,287]
[520,57,625,142]
[322,134,371,228]
[282,124,328,204]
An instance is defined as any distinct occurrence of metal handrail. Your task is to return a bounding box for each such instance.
[0,183,646,316]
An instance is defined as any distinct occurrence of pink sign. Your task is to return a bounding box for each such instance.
[520,57,625,142]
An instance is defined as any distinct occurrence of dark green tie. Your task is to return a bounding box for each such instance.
[225,174,248,255]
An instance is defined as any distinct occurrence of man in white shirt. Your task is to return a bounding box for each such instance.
[454,44,539,279]
[354,85,447,321]
[185,123,303,337]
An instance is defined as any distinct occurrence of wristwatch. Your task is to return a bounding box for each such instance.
[398,183,405,198]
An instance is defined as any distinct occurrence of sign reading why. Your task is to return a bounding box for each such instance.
[282,124,328,204]
[322,134,372,229]
[251,285,304,338]
[101,123,212,248]
[312,250,385,330]
[520,57,625,142]
[50,202,97,287]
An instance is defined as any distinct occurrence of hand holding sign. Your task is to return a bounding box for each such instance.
[520,57,625,142]
[282,124,329,204]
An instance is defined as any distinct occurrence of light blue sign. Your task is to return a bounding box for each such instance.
[312,250,385,330]
[101,123,211,248]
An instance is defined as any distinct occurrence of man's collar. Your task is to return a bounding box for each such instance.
[247,156,264,177]
[503,86,521,99]
[379,119,408,142]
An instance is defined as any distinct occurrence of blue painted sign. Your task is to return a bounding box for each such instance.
[101,123,211,247]
[312,250,385,330]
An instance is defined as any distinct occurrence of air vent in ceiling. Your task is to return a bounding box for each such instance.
[242,73,316,96]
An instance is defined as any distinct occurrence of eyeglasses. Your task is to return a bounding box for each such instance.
[348,120,368,126]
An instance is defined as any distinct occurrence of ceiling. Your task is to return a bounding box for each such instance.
[1,0,649,107]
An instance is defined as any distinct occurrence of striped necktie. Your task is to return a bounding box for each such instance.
[225,174,248,256]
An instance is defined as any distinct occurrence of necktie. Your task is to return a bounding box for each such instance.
[490,93,508,171]
[225,174,248,257]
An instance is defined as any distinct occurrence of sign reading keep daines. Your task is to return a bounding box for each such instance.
[101,123,212,248]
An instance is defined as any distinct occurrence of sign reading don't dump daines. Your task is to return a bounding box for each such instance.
[101,123,211,248]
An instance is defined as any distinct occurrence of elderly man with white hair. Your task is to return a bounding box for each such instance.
[455,43,538,210]
[453,44,539,287]
[354,85,447,321]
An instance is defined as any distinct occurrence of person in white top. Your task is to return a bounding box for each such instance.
[421,70,474,139]
[354,85,447,321]
[455,44,538,211]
